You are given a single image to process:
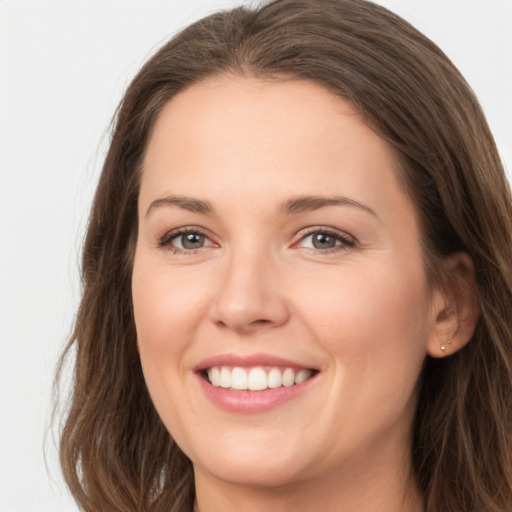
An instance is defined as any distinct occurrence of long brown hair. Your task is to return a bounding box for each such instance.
[56,1,512,510]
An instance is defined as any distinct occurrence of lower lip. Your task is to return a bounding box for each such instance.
[196,373,317,413]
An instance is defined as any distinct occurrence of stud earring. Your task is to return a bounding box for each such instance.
[441,344,447,352]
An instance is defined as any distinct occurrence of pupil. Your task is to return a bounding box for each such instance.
[182,233,204,249]
[313,233,335,249]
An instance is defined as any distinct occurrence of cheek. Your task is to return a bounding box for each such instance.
[296,259,431,369]
[132,258,209,356]
[131,256,211,427]
[131,254,213,436]
[291,261,431,453]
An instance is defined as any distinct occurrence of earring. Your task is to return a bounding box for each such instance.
[441,340,453,353]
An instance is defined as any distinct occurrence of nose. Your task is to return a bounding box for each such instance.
[209,248,290,334]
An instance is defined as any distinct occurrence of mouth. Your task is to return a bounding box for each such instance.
[201,365,319,391]
[194,353,320,412]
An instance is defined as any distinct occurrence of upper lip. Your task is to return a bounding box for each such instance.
[194,353,319,372]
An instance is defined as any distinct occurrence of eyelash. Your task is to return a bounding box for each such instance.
[157,227,213,254]
[157,227,356,255]
[295,227,356,254]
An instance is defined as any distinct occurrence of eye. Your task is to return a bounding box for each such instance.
[176,232,206,250]
[296,228,355,252]
[158,228,215,253]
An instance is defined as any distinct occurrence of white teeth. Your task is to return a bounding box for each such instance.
[220,367,231,388]
[209,367,220,387]
[231,367,248,390]
[267,367,282,388]
[206,365,315,390]
[282,368,295,387]
[248,367,267,391]
[295,369,313,384]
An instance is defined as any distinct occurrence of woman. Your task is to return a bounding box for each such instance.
[57,0,512,510]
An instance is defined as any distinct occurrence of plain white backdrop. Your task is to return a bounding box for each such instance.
[0,1,510,510]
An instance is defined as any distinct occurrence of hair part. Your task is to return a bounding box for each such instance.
[56,1,512,510]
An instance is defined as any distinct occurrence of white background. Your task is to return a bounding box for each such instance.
[1,1,510,510]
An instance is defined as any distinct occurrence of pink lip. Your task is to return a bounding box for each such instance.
[194,352,317,372]
[196,373,317,413]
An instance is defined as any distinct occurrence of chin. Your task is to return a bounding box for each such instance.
[197,457,305,488]
[186,433,311,488]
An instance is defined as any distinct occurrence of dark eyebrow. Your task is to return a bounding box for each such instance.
[145,196,214,218]
[145,194,376,218]
[280,195,377,217]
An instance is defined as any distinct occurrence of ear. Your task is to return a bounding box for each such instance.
[427,252,480,358]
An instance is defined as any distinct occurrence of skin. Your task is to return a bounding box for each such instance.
[132,77,471,512]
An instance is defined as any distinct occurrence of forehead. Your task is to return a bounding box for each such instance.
[142,78,400,194]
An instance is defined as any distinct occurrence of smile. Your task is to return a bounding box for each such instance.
[195,354,319,412]
[206,366,315,391]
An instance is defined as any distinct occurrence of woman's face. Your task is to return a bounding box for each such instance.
[132,77,441,489]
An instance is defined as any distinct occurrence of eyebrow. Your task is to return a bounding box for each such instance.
[145,194,377,218]
[145,196,215,218]
[280,195,377,217]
